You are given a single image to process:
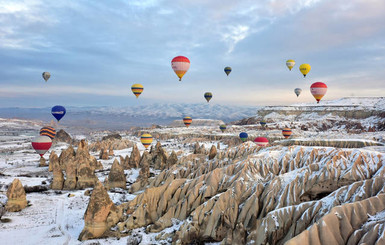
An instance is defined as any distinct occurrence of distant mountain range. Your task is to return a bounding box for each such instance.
[0,97,382,130]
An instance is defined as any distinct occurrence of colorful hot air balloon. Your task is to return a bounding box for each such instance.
[224,67,232,76]
[286,59,295,71]
[310,82,327,103]
[140,134,153,149]
[219,125,227,133]
[40,126,56,140]
[183,116,192,127]
[131,84,144,98]
[282,128,292,139]
[254,137,269,147]
[32,135,52,157]
[294,88,302,97]
[260,120,267,127]
[239,132,248,142]
[171,56,190,81]
[51,105,66,122]
[299,64,311,77]
[204,92,212,102]
[42,72,50,82]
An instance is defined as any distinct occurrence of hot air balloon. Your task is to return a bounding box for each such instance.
[204,92,212,102]
[42,72,50,82]
[51,105,66,122]
[183,116,192,127]
[224,67,232,76]
[40,126,56,140]
[239,132,248,142]
[294,88,302,97]
[131,84,144,98]
[254,137,269,147]
[282,128,292,139]
[171,56,190,81]
[32,135,52,157]
[219,125,226,133]
[140,134,153,149]
[299,64,311,77]
[310,82,327,103]
[286,60,295,71]
[260,120,267,128]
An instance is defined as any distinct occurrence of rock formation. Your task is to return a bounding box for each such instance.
[78,180,121,240]
[106,159,126,189]
[128,144,141,169]
[51,153,64,190]
[89,138,133,152]
[99,148,109,160]
[39,156,47,167]
[5,178,27,212]
[53,129,72,144]
[129,151,151,193]
[48,151,57,172]
[208,145,217,160]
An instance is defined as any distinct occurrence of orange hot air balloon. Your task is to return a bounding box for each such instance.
[140,134,153,149]
[282,128,292,139]
[310,82,327,103]
[171,56,190,81]
[183,116,192,127]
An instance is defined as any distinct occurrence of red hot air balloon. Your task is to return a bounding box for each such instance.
[171,56,190,81]
[254,137,269,147]
[310,82,327,103]
[31,136,52,157]
[282,128,292,139]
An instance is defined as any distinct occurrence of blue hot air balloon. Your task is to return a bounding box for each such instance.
[239,132,248,142]
[51,105,66,122]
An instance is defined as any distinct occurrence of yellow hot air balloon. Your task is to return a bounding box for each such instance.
[140,133,153,149]
[131,84,144,98]
[286,59,295,71]
[299,64,311,77]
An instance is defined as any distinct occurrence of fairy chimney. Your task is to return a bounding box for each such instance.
[107,159,126,189]
[5,178,27,212]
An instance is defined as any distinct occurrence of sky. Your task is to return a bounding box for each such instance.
[0,0,384,108]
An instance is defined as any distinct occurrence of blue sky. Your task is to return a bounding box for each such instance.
[0,0,384,108]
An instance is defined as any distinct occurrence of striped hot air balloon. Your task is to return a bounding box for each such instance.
[282,128,292,139]
[171,56,190,81]
[131,84,144,98]
[40,126,56,140]
[224,67,232,76]
[239,132,248,142]
[183,116,192,127]
[254,137,269,147]
[32,136,52,157]
[140,134,153,149]
[204,92,212,102]
[219,125,227,133]
[310,82,327,103]
[260,120,267,127]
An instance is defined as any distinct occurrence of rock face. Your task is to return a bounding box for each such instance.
[102,133,122,141]
[208,145,217,160]
[106,159,126,189]
[78,180,120,241]
[89,138,133,152]
[99,148,109,160]
[53,129,72,144]
[51,153,64,190]
[128,144,141,169]
[5,178,27,212]
[106,144,385,244]
[39,156,47,167]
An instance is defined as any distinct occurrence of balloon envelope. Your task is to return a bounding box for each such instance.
[171,56,190,81]
[286,60,295,71]
[140,134,153,149]
[254,137,269,147]
[239,132,248,142]
[131,84,144,98]
[224,67,232,76]
[51,105,66,122]
[260,120,267,127]
[32,135,52,157]
[310,82,327,103]
[40,126,56,140]
[219,124,226,133]
[42,72,50,82]
[204,92,212,102]
[183,117,192,127]
[282,128,292,139]
[294,88,302,97]
[299,64,311,77]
